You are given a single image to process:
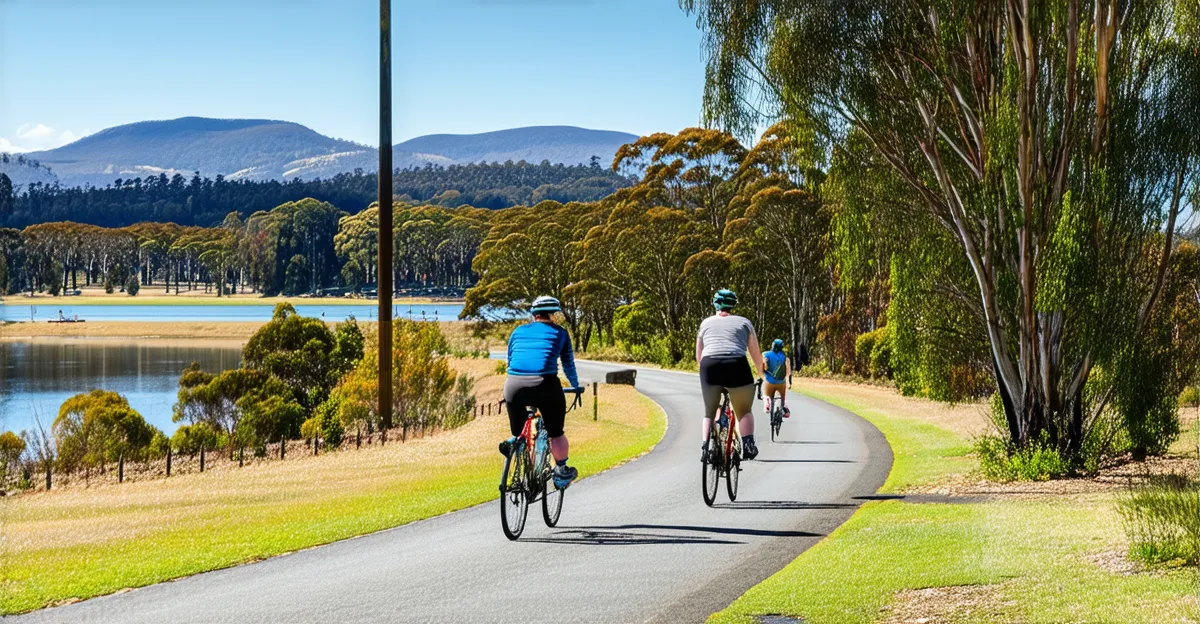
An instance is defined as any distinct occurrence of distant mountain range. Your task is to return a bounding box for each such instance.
[0,117,638,189]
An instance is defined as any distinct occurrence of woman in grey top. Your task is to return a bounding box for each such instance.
[696,289,765,460]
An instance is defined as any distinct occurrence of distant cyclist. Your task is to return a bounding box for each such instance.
[501,295,582,488]
[696,289,766,461]
[763,338,791,418]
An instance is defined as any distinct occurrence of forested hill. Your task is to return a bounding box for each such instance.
[0,154,58,192]
[395,126,637,167]
[16,117,638,187]
[2,161,632,228]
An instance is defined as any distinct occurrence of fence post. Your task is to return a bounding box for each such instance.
[314,437,319,456]
[593,382,598,421]
[200,445,206,473]
[238,447,244,467]
[119,453,124,483]
[357,430,362,449]
[45,462,51,491]
[166,446,172,477]
[280,435,286,460]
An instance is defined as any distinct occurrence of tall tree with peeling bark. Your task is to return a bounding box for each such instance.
[685,0,1200,455]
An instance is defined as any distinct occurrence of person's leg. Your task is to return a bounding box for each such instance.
[729,384,756,436]
[503,377,532,437]
[700,381,723,443]
[538,376,569,463]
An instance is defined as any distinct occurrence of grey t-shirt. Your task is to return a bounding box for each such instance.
[697,314,755,359]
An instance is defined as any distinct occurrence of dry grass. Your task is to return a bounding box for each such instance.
[0,381,663,614]
[799,378,990,439]
[0,322,262,343]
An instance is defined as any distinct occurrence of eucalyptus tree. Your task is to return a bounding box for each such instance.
[686,0,1200,455]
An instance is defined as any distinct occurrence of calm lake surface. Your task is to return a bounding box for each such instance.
[0,303,465,323]
[0,340,242,435]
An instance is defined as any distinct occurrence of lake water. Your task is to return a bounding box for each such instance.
[0,341,242,435]
[0,302,466,323]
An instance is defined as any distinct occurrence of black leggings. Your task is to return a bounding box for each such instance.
[504,375,566,438]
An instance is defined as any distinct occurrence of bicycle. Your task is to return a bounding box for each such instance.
[703,381,754,506]
[499,387,585,540]
[759,382,785,442]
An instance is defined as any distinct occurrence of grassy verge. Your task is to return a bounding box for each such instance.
[709,383,1198,624]
[0,384,665,615]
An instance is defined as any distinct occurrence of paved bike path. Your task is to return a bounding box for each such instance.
[16,362,891,624]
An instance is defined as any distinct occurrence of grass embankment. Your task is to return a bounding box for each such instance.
[711,379,1199,624]
[0,380,665,615]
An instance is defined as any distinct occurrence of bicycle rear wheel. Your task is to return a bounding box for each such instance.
[500,447,530,540]
[702,421,722,507]
[772,406,783,441]
[726,433,741,502]
[542,472,564,527]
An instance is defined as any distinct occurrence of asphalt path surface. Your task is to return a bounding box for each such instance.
[17,361,891,624]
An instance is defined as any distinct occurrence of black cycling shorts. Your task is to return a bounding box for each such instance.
[700,355,754,387]
[504,374,566,438]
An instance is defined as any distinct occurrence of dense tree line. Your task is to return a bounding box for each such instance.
[0,160,632,229]
[0,199,485,297]
[686,0,1200,466]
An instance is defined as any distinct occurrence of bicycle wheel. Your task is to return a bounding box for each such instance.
[772,406,783,441]
[726,433,741,502]
[500,446,530,540]
[542,471,565,527]
[701,421,722,507]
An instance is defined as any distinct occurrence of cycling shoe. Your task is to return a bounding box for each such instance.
[552,465,578,489]
[742,439,760,461]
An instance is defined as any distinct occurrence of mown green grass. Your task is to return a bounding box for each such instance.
[709,387,1199,624]
[0,295,445,306]
[1,389,665,614]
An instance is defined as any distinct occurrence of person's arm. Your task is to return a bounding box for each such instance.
[695,331,705,365]
[560,329,580,388]
[506,328,515,367]
[747,326,766,377]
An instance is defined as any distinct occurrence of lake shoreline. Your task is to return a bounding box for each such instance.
[0,294,464,307]
[0,319,476,342]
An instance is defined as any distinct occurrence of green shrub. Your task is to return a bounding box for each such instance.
[125,276,140,296]
[493,360,507,375]
[854,330,878,376]
[976,432,1070,481]
[1179,386,1200,409]
[313,397,345,447]
[1117,473,1200,565]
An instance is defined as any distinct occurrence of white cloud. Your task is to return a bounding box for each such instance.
[1,123,87,153]
[0,136,30,153]
[16,123,54,140]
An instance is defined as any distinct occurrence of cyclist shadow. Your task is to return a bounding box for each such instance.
[523,528,742,546]
[772,440,840,445]
[526,524,823,546]
[712,500,857,510]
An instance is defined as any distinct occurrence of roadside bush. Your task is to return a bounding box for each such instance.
[976,431,1070,481]
[493,360,507,375]
[312,397,345,447]
[854,326,893,378]
[171,423,221,455]
[444,373,477,430]
[1179,386,1200,409]
[125,276,140,296]
[1118,473,1200,565]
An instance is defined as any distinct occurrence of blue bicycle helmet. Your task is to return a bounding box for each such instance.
[712,289,738,311]
[772,338,784,351]
[530,295,562,315]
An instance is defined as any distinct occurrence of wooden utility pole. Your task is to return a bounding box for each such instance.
[378,0,394,430]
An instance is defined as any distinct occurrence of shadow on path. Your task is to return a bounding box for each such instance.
[569,524,824,539]
[755,459,858,464]
[524,529,742,546]
[713,500,857,510]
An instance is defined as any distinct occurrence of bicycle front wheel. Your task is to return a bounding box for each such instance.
[702,422,722,507]
[500,449,530,540]
[542,472,564,527]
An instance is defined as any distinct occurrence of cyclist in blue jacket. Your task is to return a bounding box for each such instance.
[500,295,582,488]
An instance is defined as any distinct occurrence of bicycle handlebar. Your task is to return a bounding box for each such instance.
[565,386,584,411]
[755,378,763,400]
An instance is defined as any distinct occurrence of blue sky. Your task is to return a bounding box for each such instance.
[0,0,706,152]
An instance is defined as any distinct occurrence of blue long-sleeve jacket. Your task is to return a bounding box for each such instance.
[507,321,580,388]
